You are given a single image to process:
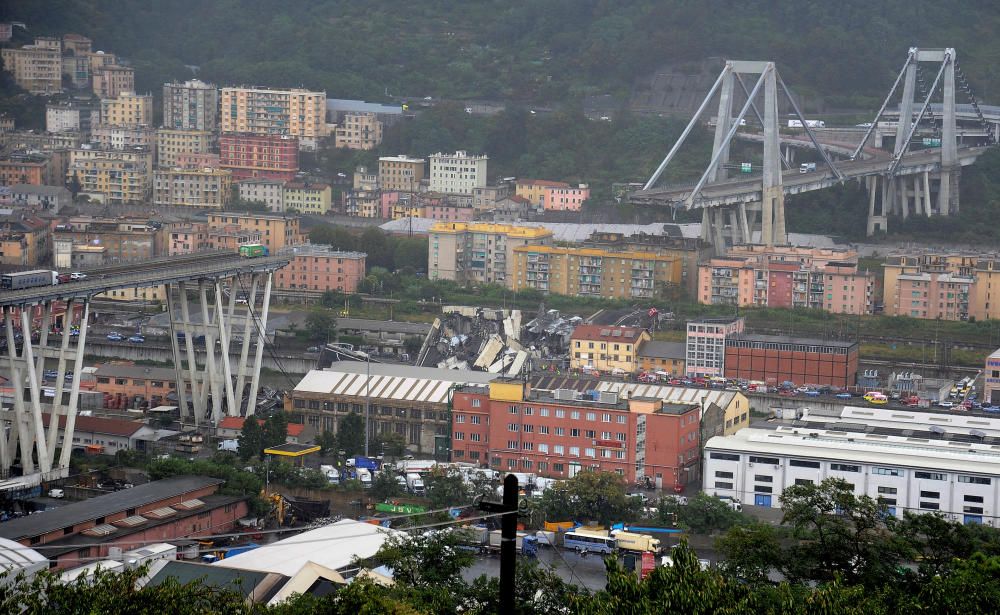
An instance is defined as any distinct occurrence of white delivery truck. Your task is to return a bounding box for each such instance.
[406,472,425,496]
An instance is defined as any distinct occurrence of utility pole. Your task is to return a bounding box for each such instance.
[478,474,519,613]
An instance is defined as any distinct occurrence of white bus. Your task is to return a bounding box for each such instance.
[563,531,615,554]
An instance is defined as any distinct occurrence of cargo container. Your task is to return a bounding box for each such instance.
[1,269,58,290]
[238,243,269,258]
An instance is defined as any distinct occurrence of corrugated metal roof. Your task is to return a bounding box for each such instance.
[294,362,498,404]
[593,381,739,409]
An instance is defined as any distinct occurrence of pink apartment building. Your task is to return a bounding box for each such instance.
[697,245,874,315]
[168,223,210,255]
[274,244,367,292]
[543,183,590,212]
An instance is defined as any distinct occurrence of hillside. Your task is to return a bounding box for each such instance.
[5,1,1000,109]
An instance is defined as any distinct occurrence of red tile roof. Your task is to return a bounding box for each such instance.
[571,324,647,342]
[41,413,147,437]
[218,416,305,437]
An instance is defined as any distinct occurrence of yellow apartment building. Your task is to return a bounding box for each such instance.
[511,245,680,299]
[155,129,212,168]
[334,112,383,150]
[220,87,327,148]
[67,148,153,204]
[428,222,553,285]
[569,324,652,374]
[100,92,154,127]
[153,167,233,209]
[378,155,425,192]
[206,212,302,253]
[2,40,62,94]
[283,182,332,215]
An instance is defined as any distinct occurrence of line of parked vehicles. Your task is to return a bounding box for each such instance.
[0,270,87,290]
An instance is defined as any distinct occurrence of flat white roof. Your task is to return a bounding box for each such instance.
[213,519,396,576]
[706,427,1000,476]
[294,362,498,404]
[592,381,740,409]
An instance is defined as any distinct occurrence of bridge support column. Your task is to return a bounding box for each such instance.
[233,274,261,416]
[866,176,888,236]
[923,171,933,217]
[247,271,273,417]
[761,64,786,246]
[1,300,88,483]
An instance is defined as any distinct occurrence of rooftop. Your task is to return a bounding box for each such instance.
[215,518,397,576]
[336,318,431,336]
[326,98,402,116]
[513,244,675,261]
[41,413,149,438]
[637,340,686,360]
[570,324,647,342]
[92,363,177,381]
[529,374,741,410]
[727,333,858,349]
[147,560,285,602]
[0,476,222,541]
[428,221,552,239]
[285,244,365,259]
[517,179,570,188]
[293,362,499,404]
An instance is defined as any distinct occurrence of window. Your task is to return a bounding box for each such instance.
[710,452,740,461]
[602,431,612,440]
[602,413,611,423]
[878,486,898,495]
[523,424,534,433]
[508,423,519,432]
[554,445,565,454]
[554,463,564,472]
[453,432,464,440]
[540,408,550,417]
[571,411,581,420]
[570,428,580,437]
[795,478,813,486]
[920,491,940,499]
[872,467,903,477]
[569,446,580,456]
[617,415,626,424]
[755,485,773,493]
[715,481,734,489]
[964,506,984,514]
[471,415,481,425]
[522,442,534,451]
[616,432,626,441]
[585,430,595,439]
[958,475,991,485]
[455,414,465,423]
[509,405,518,414]
[470,433,481,442]
[471,398,481,408]
[920,501,940,510]
[830,463,860,473]
[755,474,773,483]
[965,495,984,503]
[749,456,779,465]
[539,443,549,453]
[523,407,533,416]
[715,470,734,479]
[554,427,565,436]
[556,410,565,418]
[915,471,947,481]
[507,440,518,450]
[539,425,549,435]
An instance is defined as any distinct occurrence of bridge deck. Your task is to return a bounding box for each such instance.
[632,145,988,207]
[1,254,290,307]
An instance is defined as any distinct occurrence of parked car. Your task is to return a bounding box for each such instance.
[70,272,86,280]
[835,392,852,399]
[43,370,58,379]
[937,401,955,408]
[47,488,64,499]
[128,335,145,344]
[106,332,124,342]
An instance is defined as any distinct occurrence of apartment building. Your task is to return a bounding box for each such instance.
[46,101,99,134]
[378,155,424,192]
[0,216,50,267]
[472,183,513,215]
[698,245,875,315]
[515,179,566,208]
[218,133,298,181]
[334,112,382,150]
[153,167,232,209]
[62,33,92,55]
[686,317,745,378]
[0,153,50,186]
[583,231,708,294]
[428,221,553,285]
[168,223,210,255]
[511,245,680,299]
[207,224,261,251]
[206,212,302,252]
[67,147,153,204]
[220,87,327,148]
[237,178,285,212]
[162,80,219,132]
[423,195,474,222]
[543,184,590,212]
[451,380,702,487]
[2,39,62,94]
[429,151,488,195]
[883,253,989,321]
[99,92,154,127]
[283,182,331,215]
[273,244,366,292]
[175,152,219,170]
[90,125,155,151]
[92,65,134,99]
[569,325,652,374]
[155,129,212,168]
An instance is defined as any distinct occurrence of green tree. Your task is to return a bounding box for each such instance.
[315,429,337,454]
[262,412,289,452]
[371,469,403,502]
[374,531,474,614]
[237,416,263,461]
[779,477,907,586]
[305,308,336,342]
[424,466,471,509]
[714,521,783,585]
[360,227,391,269]
[671,493,746,535]
[539,470,640,526]
[374,431,406,459]
[337,412,365,458]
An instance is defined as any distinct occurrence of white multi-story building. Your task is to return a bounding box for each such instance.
[429,150,488,195]
[704,405,1000,525]
[163,79,219,133]
[685,317,745,378]
[238,178,286,212]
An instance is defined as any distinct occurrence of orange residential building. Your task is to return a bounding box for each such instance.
[168,223,211,255]
[206,212,302,253]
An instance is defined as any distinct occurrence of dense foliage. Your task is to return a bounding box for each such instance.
[8,1,999,109]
